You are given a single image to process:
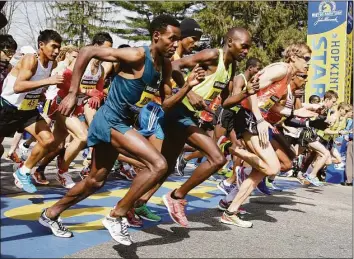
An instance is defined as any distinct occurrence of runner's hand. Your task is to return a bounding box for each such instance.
[186,64,205,88]
[294,108,318,118]
[246,74,261,95]
[58,92,77,116]
[88,96,101,109]
[186,91,207,110]
[257,119,271,148]
[46,75,64,86]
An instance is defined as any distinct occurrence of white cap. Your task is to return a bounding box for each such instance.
[20,46,37,54]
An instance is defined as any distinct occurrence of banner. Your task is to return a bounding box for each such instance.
[345,0,353,104]
[306,1,351,103]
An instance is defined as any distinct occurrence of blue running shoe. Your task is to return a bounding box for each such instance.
[305,175,323,187]
[217,180,237,195]
[256,178,271,195]
[13,169,37,193]
[82,148,89,159]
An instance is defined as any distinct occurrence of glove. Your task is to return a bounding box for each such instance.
[309,118,329,130]
[88,96,101,109]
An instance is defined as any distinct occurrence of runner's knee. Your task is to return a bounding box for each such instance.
[150,157,168,176]
[76,130,88,146]
[280,159,292,172]
[86,170,108,190]
[39,134,55,150]
[210,151,227,170]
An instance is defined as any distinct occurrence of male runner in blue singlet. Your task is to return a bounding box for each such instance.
[39,15,205,246]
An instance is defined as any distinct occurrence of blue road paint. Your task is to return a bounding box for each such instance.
[1,176,302,258]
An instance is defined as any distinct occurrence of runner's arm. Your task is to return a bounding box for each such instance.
[13,54,56,93]
[257,63,289,89]
[171,48,218,87]
[68,46,144,95]
[161,60,205,111]
[222,75,249,108]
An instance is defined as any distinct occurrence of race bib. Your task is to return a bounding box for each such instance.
[205,81,227,102]
[18,93,40,111]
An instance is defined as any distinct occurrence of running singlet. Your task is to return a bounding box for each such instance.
[182,48,232,112]
[57,62,104,102]
[104,46,161,121]
[1,57,53,111]
[266,84,294,124]
[241,62,291,117]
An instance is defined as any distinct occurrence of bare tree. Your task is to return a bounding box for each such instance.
[0,1,20,34]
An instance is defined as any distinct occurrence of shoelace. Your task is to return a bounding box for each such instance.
[51,220,69,233]
[120,219,130,237]
[175,199,187,217]
[22,174,32,185]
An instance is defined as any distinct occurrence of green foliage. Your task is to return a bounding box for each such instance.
[108,1,197,41]
[48,1,114,46]
[194,1,308,70]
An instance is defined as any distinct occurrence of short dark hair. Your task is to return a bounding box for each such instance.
[246,57,261,69]
[118,44,130,49]
[149,14,180,36]
[324,90,338,100]
[0,34,17,51]
[92,32,113,46]
[37,30,62,48]
[309,95,320,103]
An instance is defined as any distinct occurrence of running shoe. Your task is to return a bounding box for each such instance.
[162,191,188,227]
[217,180,237,195]
[256,178,272,195]
[217,199,247,214]
[134,204,161,222]
[119,165,135,181]
[208,175,219,181]
[265,178,282,192]
[102,214,133,246]
[218,199,231,211]
[305,175,324,187]
[6,152,22,163]
[126,208,143,228]
[220,211,253,228]
[56,171,76,189]
[79,166,90,180]
[175,153,187,176]
[32,170,49,185]
[296,172,310,185]
[38,209,73,238]
[279,170,293,177]
[19,141,30,161]
[13,169,37,193]
[82,148,89,159]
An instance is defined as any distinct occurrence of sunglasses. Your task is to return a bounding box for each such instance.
[296,74,308,79]
[1,48,16,58]
[297,55,311,62]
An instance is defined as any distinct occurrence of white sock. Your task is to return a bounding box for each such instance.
[225,185,239,203]
[20,165,31,175]
[223,179,231,187]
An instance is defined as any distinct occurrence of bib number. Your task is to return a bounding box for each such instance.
[19,94,40,111]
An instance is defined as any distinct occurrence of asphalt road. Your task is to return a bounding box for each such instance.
[1,137,352,258]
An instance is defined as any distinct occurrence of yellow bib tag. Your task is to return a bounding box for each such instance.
[19,93,40,111]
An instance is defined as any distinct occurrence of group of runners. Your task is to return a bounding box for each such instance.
[1,15,352,246]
